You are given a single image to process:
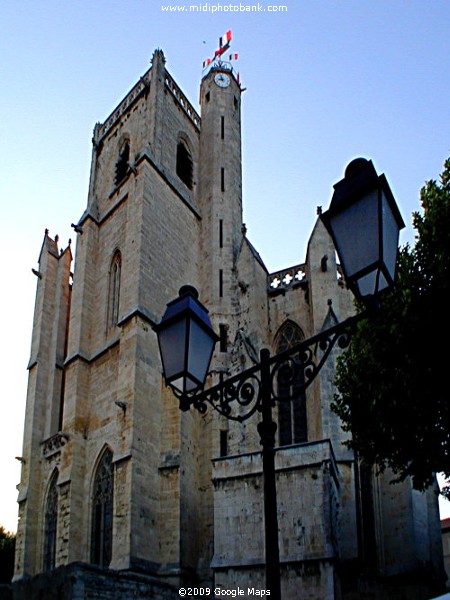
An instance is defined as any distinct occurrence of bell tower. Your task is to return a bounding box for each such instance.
[198,65,243,316]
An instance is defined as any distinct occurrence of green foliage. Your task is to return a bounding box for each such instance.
[333,157,450,494]
[0,526,15,584]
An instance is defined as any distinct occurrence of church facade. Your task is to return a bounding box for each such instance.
[13,50,445,599]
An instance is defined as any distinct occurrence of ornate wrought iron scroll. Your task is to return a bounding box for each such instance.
[175,312,364,420]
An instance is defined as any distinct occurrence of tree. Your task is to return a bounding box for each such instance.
[0,526,15,583]
[333,157,450,494]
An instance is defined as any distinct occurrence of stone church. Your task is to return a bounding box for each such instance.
[13,49,445,599]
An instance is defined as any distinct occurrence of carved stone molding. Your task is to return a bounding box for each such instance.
[42,432,69,459]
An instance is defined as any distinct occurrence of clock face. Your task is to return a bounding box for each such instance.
[214,73,231,88]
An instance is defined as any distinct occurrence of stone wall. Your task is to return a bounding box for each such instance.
[12,562,178,600]
[211,441,340,599]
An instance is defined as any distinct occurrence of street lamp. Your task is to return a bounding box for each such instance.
[155,285,219,410]
[154,159,404,599]
[320,158,405,301]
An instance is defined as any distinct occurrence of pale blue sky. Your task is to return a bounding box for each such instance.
[1,0,449,532]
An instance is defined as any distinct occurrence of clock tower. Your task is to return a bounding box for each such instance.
[198,66,243,320]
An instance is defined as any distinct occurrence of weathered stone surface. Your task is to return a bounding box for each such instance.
[12,562,178,600]
[13,49,445,600]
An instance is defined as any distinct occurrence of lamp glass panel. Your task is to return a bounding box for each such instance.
[171,375,198,394]
[158,319,187,381]
[187,320,216,386]
[378,270,389,293]
[356,269,389,298]
[381,190,400,283]
[186,375,200,393]
[330,189,379,279]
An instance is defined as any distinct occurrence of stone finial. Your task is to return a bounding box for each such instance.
[316,206,322,216]
[151,48,166,66]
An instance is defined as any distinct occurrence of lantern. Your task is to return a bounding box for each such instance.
[321,158,405,301]
[155,286,219,402]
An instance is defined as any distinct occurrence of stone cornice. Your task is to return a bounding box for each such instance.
[117,304,158,328]
[64,306,158,367]
[64,338,120,367]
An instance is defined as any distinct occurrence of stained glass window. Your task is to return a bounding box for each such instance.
[91,448,114,567]
[43,471,58,571]
[275,321,307,446]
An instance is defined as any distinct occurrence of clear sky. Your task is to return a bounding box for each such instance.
[1,0,449,533]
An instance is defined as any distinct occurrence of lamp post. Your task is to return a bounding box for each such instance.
[154,159,404,599]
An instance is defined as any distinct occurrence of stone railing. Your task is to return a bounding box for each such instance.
[97,68,152,141]
[268,264,307,294]
[94,66,201,144]
[42,432,69,459]
[164,71,201,130]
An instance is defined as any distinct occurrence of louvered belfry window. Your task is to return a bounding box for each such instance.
[115,141,130,186]
[176,141,193,189]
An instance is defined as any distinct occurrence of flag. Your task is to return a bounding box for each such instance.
[203,58,212,68]
[229,53,239,61]
[215,45,228,58]
[219,30,232,49]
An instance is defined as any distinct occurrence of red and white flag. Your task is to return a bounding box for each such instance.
[219,30,232,49]
[203,30,236,68]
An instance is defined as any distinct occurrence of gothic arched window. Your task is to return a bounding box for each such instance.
[176,140,193,190]
[275,321,307,446]
[43,471,58,571]
[91,448,114,567]
[107,251,121,329]
[114,139,130,186]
